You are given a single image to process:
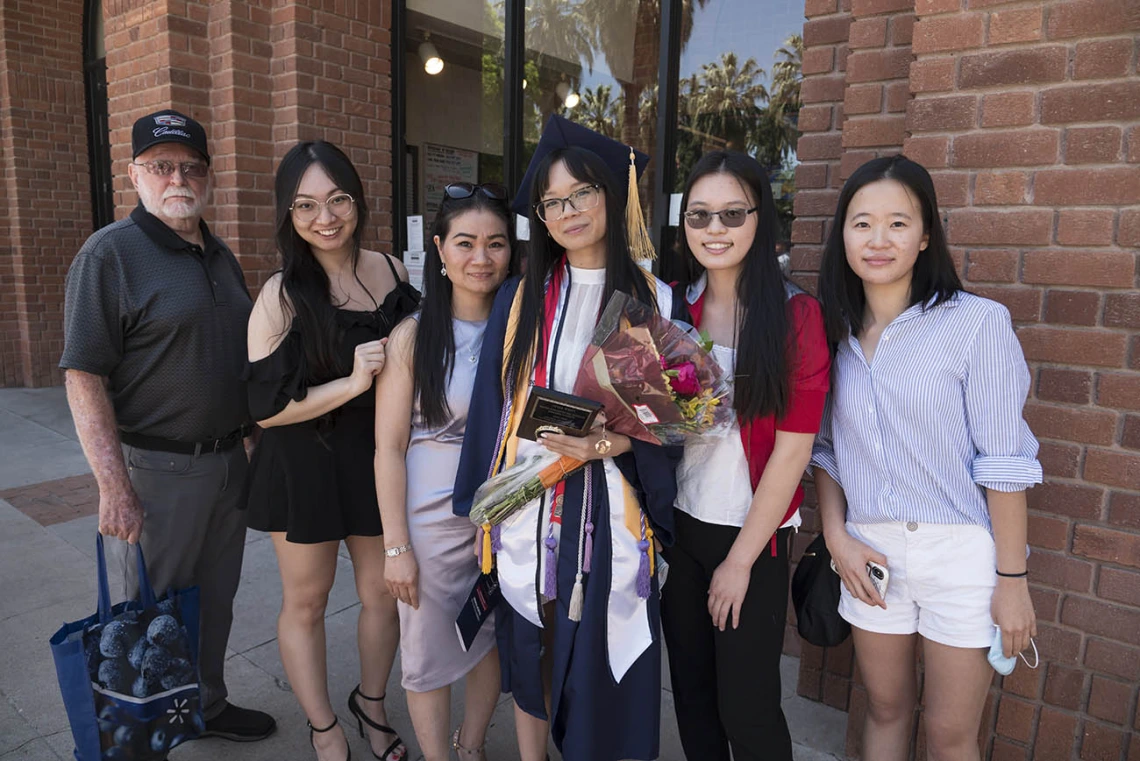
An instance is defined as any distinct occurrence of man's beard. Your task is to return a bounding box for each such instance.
[139,184,208,222]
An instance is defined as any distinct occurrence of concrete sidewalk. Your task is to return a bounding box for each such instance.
[0,387,848,761]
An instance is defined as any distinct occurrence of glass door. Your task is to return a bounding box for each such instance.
[523,0,663,229]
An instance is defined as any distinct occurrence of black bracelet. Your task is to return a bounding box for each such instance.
[996,570,1028,578]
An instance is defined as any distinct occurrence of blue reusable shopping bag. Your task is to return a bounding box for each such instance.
[49,535,203,760]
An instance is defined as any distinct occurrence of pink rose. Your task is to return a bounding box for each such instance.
[667,361,700,397]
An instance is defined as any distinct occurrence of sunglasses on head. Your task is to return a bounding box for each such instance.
[683,206,758,229]
[444,183,509,201]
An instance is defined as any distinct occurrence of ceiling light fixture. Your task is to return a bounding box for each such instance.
[419,36,443,75]
[556,81,579,109]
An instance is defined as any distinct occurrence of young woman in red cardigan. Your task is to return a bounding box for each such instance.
[662,151,831,761]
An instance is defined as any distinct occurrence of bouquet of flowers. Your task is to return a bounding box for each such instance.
[471,452,584,528]
[470,292,733,534]
[573,291,734,446]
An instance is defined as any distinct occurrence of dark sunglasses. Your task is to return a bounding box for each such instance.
[444,182,509,201]
[683,206,758,229]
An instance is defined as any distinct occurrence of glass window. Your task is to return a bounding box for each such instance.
[404,0,506,223]
[674,0,804,245]
[523,0,661,226]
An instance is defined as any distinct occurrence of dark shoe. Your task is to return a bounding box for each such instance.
[199,702,277,742]
[347,685,407,760]
[310,716,351,761]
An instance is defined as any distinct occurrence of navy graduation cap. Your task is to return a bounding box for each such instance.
[514,114,656,261]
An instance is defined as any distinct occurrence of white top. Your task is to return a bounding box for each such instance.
[551,265,606,393]
[676,343,802,531]
[514,265,607,547]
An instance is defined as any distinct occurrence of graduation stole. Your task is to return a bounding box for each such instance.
[481,260,656,617]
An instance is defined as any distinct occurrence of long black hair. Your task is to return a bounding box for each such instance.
[506,146,657,392]
[677,151,793,421]
[414,190,514,428]
[273,140,371,379]
[817,154,961,345]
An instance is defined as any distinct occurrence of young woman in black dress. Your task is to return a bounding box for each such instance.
[245,141,418,761]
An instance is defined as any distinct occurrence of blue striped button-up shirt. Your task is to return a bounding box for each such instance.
[811,291,1042,530]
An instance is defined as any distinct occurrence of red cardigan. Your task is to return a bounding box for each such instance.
[686,289,831,527]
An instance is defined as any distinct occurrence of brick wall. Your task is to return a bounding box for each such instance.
[793,0,1140,757]
[0,1,394,387]
[105,0,394,291]
[0,0,91,387]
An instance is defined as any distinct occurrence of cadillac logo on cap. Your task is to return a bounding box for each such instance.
[154,114,187,127]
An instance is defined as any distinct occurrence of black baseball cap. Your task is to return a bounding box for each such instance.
[131,109,210,164]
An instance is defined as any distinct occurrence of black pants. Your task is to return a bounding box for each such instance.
[661,510,793,761]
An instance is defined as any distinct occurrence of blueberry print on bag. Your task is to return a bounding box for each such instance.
[50,536,204,761]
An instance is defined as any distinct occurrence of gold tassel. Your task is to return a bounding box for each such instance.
[646,526,656,576]
[625,147,656,262]
[568,573,584,622]
[481,523,493,574]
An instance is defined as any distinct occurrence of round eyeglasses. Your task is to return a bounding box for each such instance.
[444,182,509,201]
[683,207,758,229]
[290,193,356,224]
[132,160,210,179]
[535,184,602,222]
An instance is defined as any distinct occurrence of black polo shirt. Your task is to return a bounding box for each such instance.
[60,204,253,442]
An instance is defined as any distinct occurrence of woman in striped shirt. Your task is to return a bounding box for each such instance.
[812,155,1041,761]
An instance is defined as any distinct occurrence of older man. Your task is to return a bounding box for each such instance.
[61,109,275,742]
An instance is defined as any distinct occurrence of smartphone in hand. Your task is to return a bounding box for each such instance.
[866,561,889,599]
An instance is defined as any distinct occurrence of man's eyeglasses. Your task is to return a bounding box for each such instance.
[132,160,210,179]
[683,207,758,229]
[535,184,602,222]
[444,183,509,201]
[290,193,356,223]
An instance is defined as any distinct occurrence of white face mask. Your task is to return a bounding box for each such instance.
[988,626,1039,675]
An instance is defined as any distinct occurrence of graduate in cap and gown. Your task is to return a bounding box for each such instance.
[452,115,680,761]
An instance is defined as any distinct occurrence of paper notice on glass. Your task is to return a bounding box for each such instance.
[669,193,683,227]
[406,215,424,253]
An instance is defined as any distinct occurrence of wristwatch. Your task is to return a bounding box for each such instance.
[385,543,412,558]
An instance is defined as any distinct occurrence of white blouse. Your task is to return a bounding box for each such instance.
[676,343,802,531]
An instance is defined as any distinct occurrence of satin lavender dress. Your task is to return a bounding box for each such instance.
[397,318,496,692]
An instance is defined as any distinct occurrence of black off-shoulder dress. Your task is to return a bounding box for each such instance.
[244,257,419,543]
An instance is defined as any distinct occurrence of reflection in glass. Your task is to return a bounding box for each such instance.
[523,0,661,226]
[675,0,804,243]
[405,0,506,225]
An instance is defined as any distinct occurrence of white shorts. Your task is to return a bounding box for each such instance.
[838,521,996,649]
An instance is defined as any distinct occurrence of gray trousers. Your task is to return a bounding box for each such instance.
[105,444,248,720]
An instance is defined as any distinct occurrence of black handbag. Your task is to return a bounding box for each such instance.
[791,532,851,648]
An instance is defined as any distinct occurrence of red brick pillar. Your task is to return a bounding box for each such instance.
[0,0,90,387]
[103,0,213,218]
[207,2,275,283]
[100,1,394,293]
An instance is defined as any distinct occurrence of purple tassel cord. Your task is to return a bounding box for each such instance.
[582,463,594,574]
[491,524,502,554]
[636,539,651,599]
[544,532,558,601]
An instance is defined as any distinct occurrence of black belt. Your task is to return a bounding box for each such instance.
[121,425,252,456]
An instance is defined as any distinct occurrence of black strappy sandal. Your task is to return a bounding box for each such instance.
[347,685,407,761]
[308,716,351,761]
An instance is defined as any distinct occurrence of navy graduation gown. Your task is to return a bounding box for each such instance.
[454,277,681,761]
